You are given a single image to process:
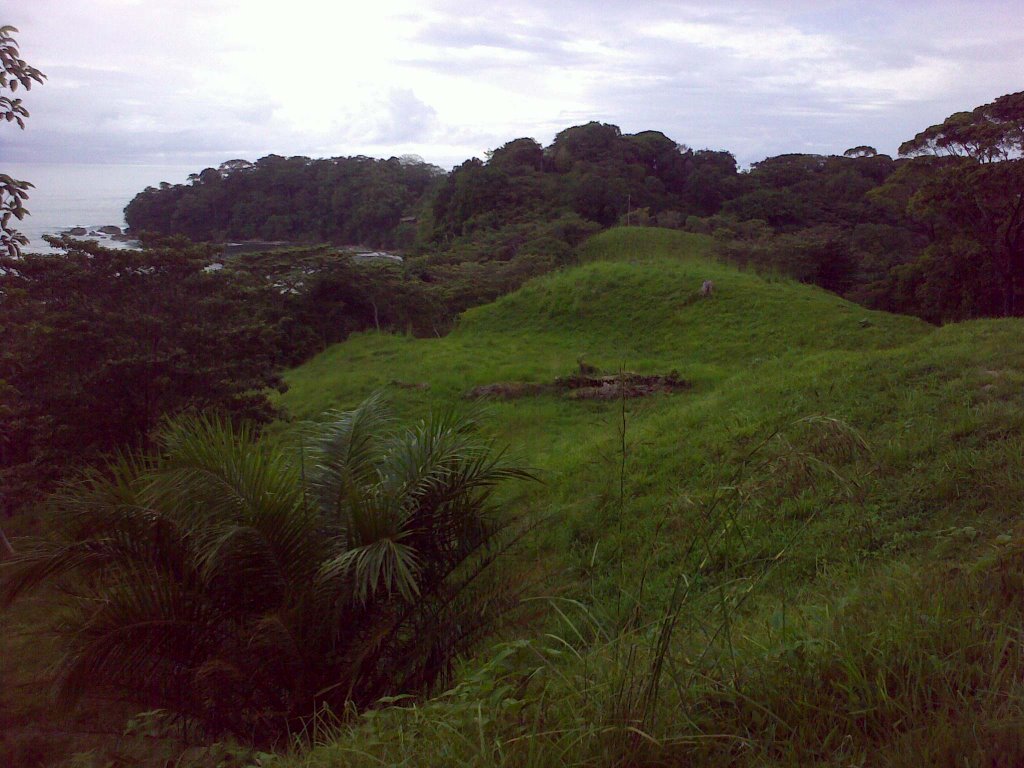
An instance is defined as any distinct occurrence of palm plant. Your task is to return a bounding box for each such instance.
[0,395,535,741]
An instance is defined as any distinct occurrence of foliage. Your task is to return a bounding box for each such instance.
[268,544,1024,768]
[0,397,535,742]
[258,228,1024,766]
[893,145,1024,317]
[113,90,1024,329]
[124,155,445,248]
[0,25,46,257]
[216,245,445,362]
[430,125,737,242]
[899,90,1024,162]
[0,237,285,514]
[10,228,1024,764]
[686,91,1024,322]
[873,92,1024,318]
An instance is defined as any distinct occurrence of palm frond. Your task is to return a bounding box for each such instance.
[8,394,537,740]
[148,414,304,526]
[55,563,215,712]
[319,536,422,603]
[305,392,394,519]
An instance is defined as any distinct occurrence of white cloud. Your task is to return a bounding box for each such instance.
[5,0,1023,168]
[640,19,840,64]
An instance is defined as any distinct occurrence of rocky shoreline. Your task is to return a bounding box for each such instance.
[59,224,139,246]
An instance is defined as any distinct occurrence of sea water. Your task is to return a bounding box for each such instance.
[5,163,196,254]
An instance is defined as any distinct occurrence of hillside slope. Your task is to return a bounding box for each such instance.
[275,228,1024,766]
[282,229,929,413]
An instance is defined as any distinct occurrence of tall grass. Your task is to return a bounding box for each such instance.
[270,415,994,768]
[254,230,1024,767]
[271,534,1024,768]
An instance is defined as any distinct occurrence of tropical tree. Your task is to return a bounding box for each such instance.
[1,25,46,258]
[0,237,286,514]
[897,91,1024,316]
[899,91,1024,163]
[0,395,535,741]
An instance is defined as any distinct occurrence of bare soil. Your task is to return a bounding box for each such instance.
[465,372,691,401]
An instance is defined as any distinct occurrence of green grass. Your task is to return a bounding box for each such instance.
[11,227,1024,765]
[265,228,1024,765]
[281,229,927,418]
[278,228,958,602]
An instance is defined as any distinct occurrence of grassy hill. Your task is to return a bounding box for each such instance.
[267,228,1024,766]
[9,227,1023,767]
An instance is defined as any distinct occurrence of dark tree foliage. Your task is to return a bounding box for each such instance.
[0,238,285,514]
[726,153,896,231]
[222,245,449,356]
[125,155,445,248]
[890,92,1024,317]
[899,91,1024,163]
[706,91,1024,322]
[0,25,46,258]
[709,151,907,300]
[430,123,738,242]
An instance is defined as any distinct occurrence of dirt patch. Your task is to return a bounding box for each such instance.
[390,380,430,390]
[465,382,553,399]
[559,372,692,400]
[466,372,691,401]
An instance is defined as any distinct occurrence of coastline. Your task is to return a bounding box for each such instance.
[5,162,196,253]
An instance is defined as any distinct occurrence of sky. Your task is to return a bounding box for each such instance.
[4,0,1024,171]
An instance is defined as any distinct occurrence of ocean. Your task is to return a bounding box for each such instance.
[5,163,197,254]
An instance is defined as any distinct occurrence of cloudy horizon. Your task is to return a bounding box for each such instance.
[5,1,1023,172]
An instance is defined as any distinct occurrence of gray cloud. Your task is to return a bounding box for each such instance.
[5,0,1023,170]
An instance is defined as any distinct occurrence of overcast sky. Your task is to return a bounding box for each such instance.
[5,0,1023,171]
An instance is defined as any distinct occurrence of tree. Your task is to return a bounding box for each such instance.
[124,154,444,248]
[0,396,535,740]
[899,91,1024,163]
[897,92,1024,315]
[0,25,46,257]
[0,237,285,514]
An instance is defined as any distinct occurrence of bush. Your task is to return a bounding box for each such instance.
[0,396,535,743]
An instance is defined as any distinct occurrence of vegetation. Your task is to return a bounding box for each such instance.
[125,155,445,248]
[0,25,46,257]
[120,91,1024,328]
[257,229,1024,766]
[0,237,286,514]
[2,396,533,744]
[5,88,1024,766]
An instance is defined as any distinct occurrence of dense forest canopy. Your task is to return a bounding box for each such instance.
[122,93,1024,326]
[125,154,446,248]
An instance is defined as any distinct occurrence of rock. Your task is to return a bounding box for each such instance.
[98,225,122,236]
[68,227,87,236]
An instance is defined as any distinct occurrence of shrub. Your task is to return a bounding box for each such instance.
[0,396,535,742]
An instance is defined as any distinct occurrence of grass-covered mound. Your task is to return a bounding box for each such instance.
[268,228,1024,766]
[282,229,927,417]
